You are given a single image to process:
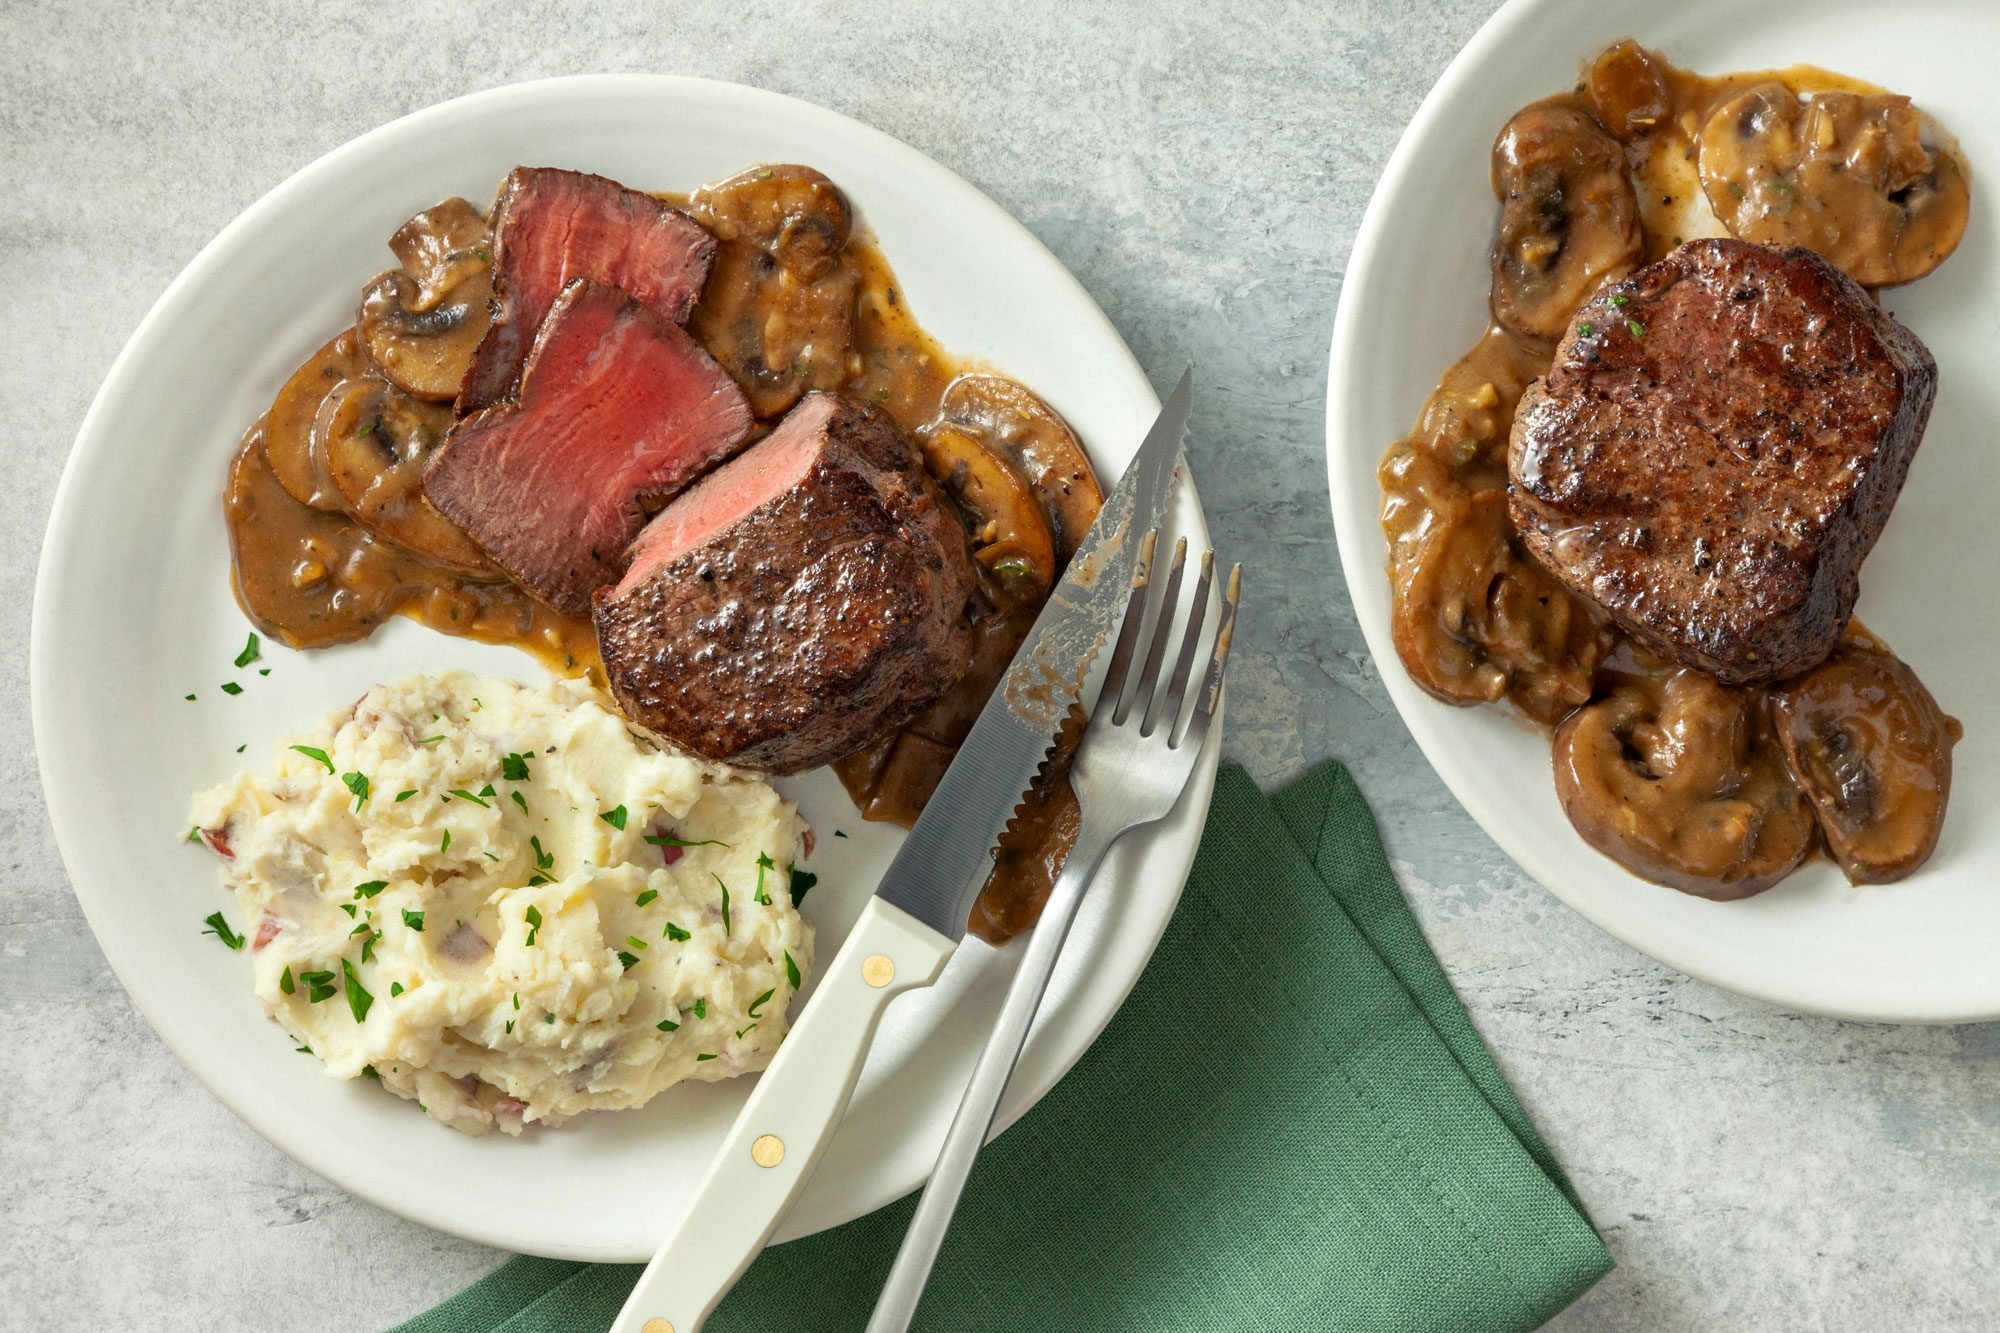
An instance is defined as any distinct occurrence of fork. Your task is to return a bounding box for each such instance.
[865,532,1242,1333]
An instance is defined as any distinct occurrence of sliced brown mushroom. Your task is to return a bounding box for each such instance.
[357,198,494,402]
[1582,39,1672,143]
[1489,98,1644,340]
[931,375,1104,566]
[1553,659,1816,899]
[1383,477,1607,725]
[265,329,368,510]
[918,426,1057,606]
[1697,83,1971,287]
[314,378,497,576]
[687,165,857,418]
[1771,641,1959,883]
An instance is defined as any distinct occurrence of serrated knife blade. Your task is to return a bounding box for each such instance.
[873,367,1191,940]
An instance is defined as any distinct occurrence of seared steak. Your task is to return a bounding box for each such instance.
[458,167,716,412]
[424,279,753,613]
[1509,239,1936,684]
[594,392,975,773]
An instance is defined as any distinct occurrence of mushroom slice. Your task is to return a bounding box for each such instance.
[265,329,368,510]
[358,266,494,402]
[690,164,853,280]
[686,165,858,418]
[1553,660,1816,899]
[918,426,1056,606]
[387,197,491,308]
[1489,99,1644,340]
[932,375,1104,566]
[1772,642,1959,883]
[1583,39,1671,143]
[315,377,498,577]
[358,198,495,402]
[1383,479,1606,725]
[1697,83,1971,287]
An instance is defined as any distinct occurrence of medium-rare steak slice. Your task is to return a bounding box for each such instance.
[458,167,716,412]
[595,392,975,774]
[424,279,753,613]
[1509,238,1936,685]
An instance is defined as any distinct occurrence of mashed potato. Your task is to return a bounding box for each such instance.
[188,670,812,1135]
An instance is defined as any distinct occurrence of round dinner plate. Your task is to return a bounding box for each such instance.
[1328,0,2000,1022]
[31,75,1216,1260]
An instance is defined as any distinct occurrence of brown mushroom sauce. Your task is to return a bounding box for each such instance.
[224,164,1101,944]
[1380,41,1964,897]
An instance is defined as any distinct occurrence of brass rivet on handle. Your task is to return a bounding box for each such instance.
[643,1319,674,1333]
[751,1134,785,1168]
[862,954,895,987]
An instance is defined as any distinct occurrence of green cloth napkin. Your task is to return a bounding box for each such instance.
[397,762,1610,1333]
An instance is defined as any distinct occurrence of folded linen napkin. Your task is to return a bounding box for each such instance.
[397,761,1610,1332]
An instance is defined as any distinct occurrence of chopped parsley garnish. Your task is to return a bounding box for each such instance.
[185,693,196,701]
[220,681,244,696]
[1626,319,1646,338]
[665,922,691,942]
[350,921,373,937]
[528,873,554,887]
[440,830,451,854]
[544,1012,555,1024]
[235,743,246,754]
[715,875,732,935]
[340,903,358,919]
[341,770,371,808]
[1577,322,1598,337]
[1609,293,1630,309]
[752,852,774,905]
[692,998,707,1019]
[617,950,641,971]
[625,935,648,952]
[529,836,554,871]
[233,633,261,668]
[504,1020,515,1035]
[481,851,500,862]
[341,958,373,1022]
[295,1045,312,1055]
[361,1064,379,1079]
[353,880,388,899]
[417,734,446,746]
[401,909,425,932]
[524,904,542,946]
[501,752,531,782]
[600,805,629,830]
[291,745,334,773]
[394,790,417,803]
[644,834,729,850]
[447,787,489,807]
[789,864,818,903]
[279,966,295,996]
[512,992,521,1011]
[635,889,659,907]
[185,825,201,844]
[834,830,847,838]
[300,969,337,1004]
[656,1017,679,1032]
[258,668,271,677]
[747,988,774,1019]
[510,791,529,816]
[201,912,245,950]
[695,1053,717,1062]
[361,932,379,964]
[389,981,405,997]
[784,950,801,990]
[735,1023,757,1039]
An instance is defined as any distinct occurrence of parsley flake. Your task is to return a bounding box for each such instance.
[1626,319,1646,338]
[390,981,405,997]
[747,988,774,1018]
[665,922,691,942]
[529,836,554,871]
[785,949,801,990]
[290,745,334,773]
[510,790,529,816]
[394,789,417,803]
[341,770,371,808]
[600,805,629,830]
[715,875,732,935]
[342,959,373,1023]
[1577,321,1598,337]
[656,1017,679,1032]
[233,633,261,668]
[353,880,388,899]
[626,935,648,952]
[752,852,774,905]
[402,909,425,932]
[644,834,729,850]
[201,912,245,950]
[696,1053,717,1062]
[300,969,337,1004]
[789,864,818,903]
[447,787,489,807]
[220,681,244,696]
[636,889,659,907]
[501,753,531,782]
[524,904,542,946]
[617,950,641,971]
[692,998,707,1019]
[279,966,296,996]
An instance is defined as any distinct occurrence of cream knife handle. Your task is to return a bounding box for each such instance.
[611,898,956,1333]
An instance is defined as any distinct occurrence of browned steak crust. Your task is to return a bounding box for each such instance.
[1508,238,1937,684]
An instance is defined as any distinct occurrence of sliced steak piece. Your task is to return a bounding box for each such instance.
[594,392,975,773]
[458,167,716,413]
[1508,238,1937,685]
[423,279,753,613]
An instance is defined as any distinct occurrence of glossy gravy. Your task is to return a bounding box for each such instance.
[225,165,1102,942]
[1381,42,1966,896]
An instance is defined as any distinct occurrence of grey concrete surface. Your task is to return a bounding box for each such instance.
[3,1,1995,1329]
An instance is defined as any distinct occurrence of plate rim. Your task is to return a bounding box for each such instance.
[31,70,1217,1255]
[1322,0,1994,1025]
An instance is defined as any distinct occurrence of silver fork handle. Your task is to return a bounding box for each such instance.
[865,819,1122,1333]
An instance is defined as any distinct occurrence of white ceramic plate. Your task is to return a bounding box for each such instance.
[32,75,1216,1259]
[1328,0,1999,1023]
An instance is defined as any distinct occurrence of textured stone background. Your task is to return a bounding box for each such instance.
[3,1,1995,1329]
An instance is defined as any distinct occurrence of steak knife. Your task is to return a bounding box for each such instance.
[612,368,1191,1333]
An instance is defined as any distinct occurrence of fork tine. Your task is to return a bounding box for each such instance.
[1097,528,1158,718]
[1125,537,1187,728]
[1193,564,1242,725]
[1150,549,1214,743]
